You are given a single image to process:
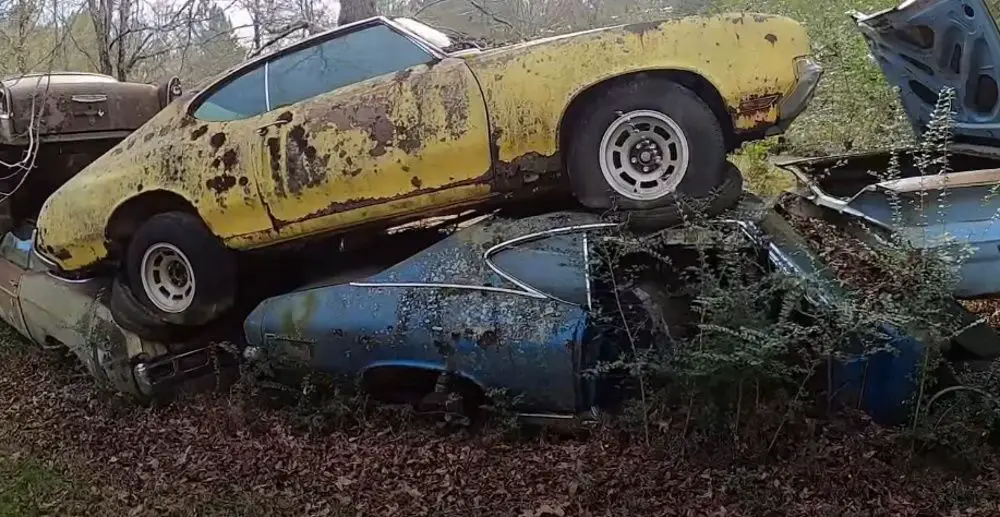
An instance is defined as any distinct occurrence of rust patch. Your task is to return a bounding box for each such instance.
[191,125,208,140]
[624,21,661,35]
[394,68,414,82]
[238,176,249,186]
[52,247,72,260]
[737,92,782,117]
[277,111,293,124]
[178,116,196,128]
[136,183,143,192]
[210,132,227,150]
[286,125,330,194]
[477,330,498,349]
[765,33,777,45]
[753,14,773,23]
[206,175,237,194]
[495,152,562,191]
[283,174,489,227]
[266,137,284,197]
[221,149,238,171]
[211,157,221,169]
[411,176,422,188]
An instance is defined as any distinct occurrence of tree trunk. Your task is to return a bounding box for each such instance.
[337,0,377,25]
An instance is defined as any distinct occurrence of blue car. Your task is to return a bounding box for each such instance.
[240,194,1000,426]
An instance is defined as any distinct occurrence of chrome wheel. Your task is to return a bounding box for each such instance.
[599,110,690,201]
[140,242,195,313]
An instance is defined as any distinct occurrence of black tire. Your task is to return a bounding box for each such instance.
[124,211,236,327]
[567,77,727,211]
[108,276,198,342]
[621,161,744,231]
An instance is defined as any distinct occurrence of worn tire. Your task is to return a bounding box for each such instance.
[125,211,236,328]
[621,161,744,231]
[567,77,727,211]
[109,277,195,342]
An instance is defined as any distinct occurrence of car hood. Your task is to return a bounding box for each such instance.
[854,0,1000,144]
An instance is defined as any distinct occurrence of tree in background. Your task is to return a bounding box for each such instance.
[339,0,375,24]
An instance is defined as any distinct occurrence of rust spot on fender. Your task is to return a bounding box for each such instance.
[191,125,208,140]
[765,33,777,45]
[52,247,72,260]
[206,175,237,194]
[222,149,238,171]
[411,176,422,188]
[210,132,226,150]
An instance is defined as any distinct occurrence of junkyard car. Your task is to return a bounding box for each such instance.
[772,0,1000,303]
[0,220,229,399]
[241,189,1000,426]
[0,72,181,231]
[33,14,822,337]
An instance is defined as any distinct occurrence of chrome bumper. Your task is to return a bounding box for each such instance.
[768,56,823,135]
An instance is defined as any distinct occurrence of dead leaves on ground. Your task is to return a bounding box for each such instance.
[1,346,1000,516]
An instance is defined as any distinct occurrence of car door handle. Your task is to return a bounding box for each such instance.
[256,119,289,135]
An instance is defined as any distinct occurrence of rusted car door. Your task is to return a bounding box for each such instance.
[250,21,493,234]
[0,229,33,336]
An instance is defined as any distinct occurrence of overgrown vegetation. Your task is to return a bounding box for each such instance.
[4,0,1000,514]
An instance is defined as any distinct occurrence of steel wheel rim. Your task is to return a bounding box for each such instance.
[140,242,195,313]
[598,109,690,201]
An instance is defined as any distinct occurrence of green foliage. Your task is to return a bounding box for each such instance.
[0,455,75,517]
[714,0,912,156]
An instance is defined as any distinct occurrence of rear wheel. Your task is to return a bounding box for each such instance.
[120,211,236,330]
[567,77,731,224]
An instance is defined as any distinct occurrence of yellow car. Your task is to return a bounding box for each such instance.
[34,14,821,334]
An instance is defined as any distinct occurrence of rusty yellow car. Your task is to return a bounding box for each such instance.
[33,14,821,336]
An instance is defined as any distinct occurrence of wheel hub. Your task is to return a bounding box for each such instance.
[599,110,690,201]
[140,243,196,314]
[630,139,665,173]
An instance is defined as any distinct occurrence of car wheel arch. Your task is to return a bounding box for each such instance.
[557,69,737,161]
[106,190,201,250]
[358,363,488,405]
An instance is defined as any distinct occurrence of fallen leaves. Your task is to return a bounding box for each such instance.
[1,345,1000,516]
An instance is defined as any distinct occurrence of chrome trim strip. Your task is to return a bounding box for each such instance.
[44,271,97,284]
[583,231,593,311]
[263,61,271,111]
[350,281,544,298]
[483,223,618,300]
[71,94,107,103]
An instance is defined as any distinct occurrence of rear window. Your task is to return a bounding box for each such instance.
[490,232,588,306]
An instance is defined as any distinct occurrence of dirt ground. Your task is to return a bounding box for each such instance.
[2,327,1000,517]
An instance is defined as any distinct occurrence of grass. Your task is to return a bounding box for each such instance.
[0,455,77,517]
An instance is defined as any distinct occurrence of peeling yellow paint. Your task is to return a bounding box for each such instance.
[35,12,811,273]
[465,13,810,164]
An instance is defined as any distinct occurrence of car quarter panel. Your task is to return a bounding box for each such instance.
[35,99,276,271]
[463,13,810,184]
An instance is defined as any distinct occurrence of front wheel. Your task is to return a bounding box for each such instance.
[124,211,236,327]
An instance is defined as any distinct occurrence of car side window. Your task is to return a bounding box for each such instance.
[0,231,32,270]
[490,232,588,306]
[192,66,267,122]
[193,23,434,122]
[267,24,434,110]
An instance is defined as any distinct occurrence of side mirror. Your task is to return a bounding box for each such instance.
[157,76,183,108]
